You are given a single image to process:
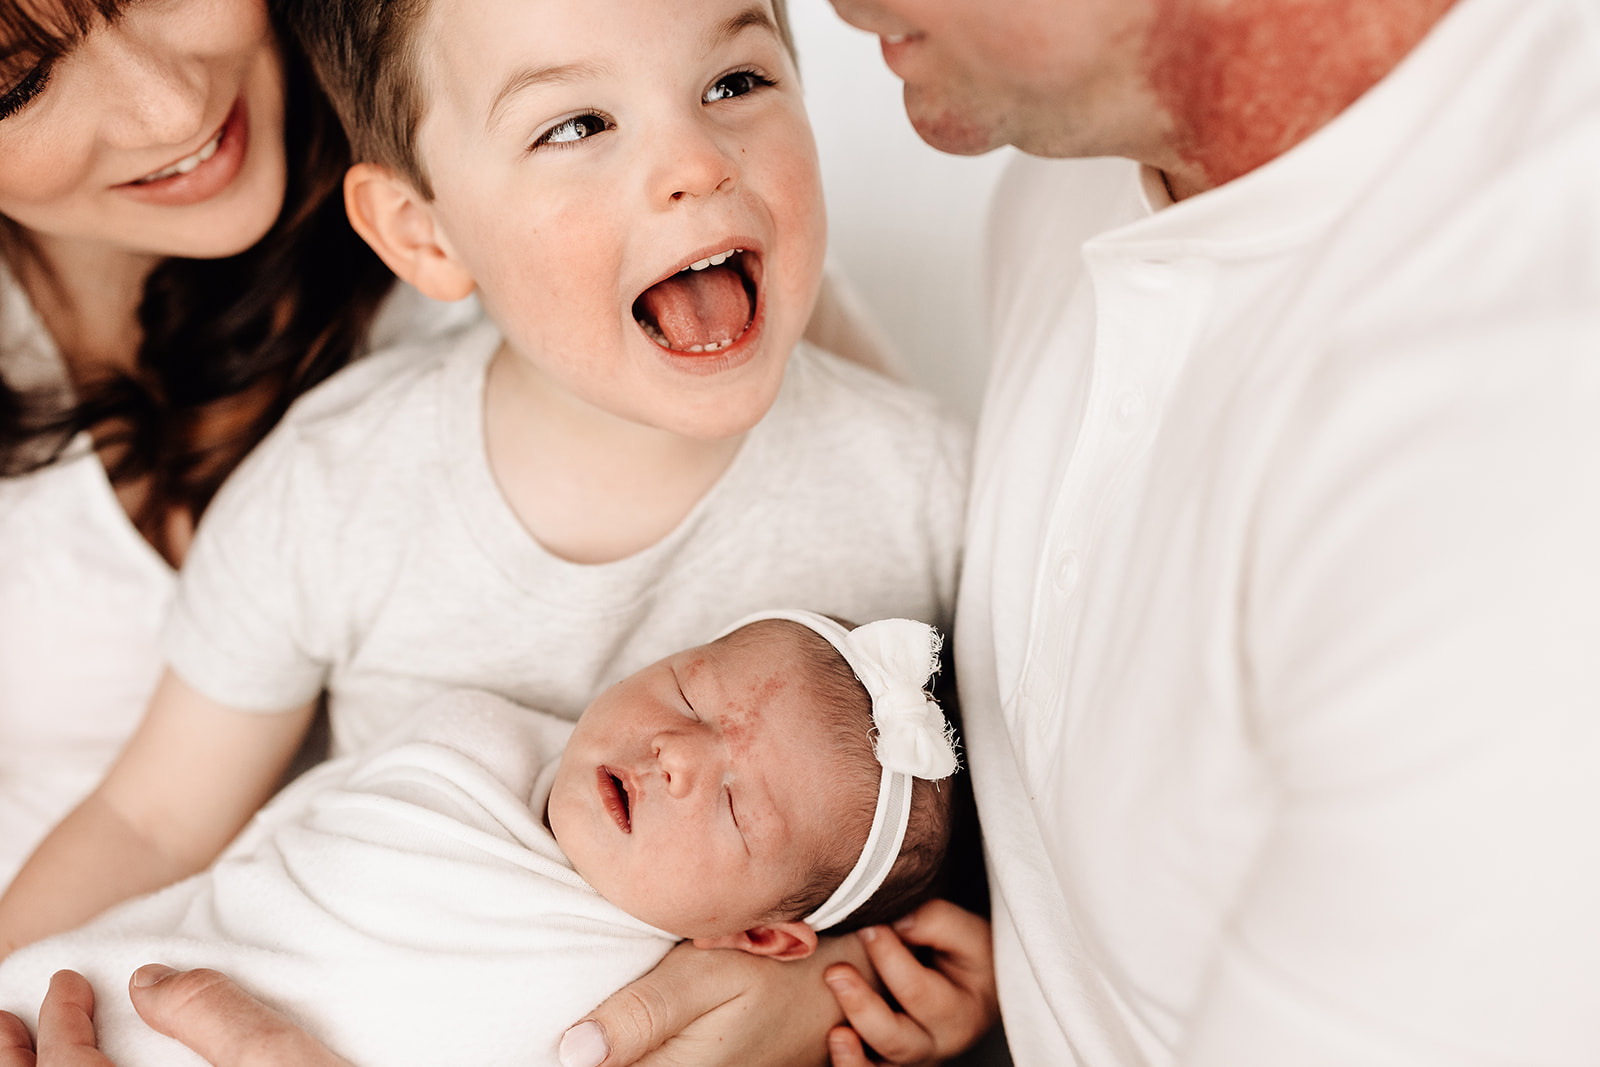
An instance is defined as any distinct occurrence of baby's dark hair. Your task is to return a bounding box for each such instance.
[723,619,955,933]
[283,0,799,201]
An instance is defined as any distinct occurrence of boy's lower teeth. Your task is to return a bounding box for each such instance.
[638,318,736,353]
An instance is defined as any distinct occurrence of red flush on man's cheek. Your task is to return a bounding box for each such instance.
[1145,0,1449,189]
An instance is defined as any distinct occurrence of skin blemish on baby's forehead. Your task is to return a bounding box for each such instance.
[720,671,787,758]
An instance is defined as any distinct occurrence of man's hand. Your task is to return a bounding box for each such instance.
[822,901,998,1066]
[128,966,352,1067]
[560,937,864,1067]
[0,971,113,1067]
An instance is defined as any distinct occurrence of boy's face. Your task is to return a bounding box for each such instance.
[412,0,826,440]
[549,631,853,939]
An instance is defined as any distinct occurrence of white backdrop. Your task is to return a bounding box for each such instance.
[788,0,1013,423]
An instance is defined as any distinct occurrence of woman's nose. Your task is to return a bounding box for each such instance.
[90,24,210,150]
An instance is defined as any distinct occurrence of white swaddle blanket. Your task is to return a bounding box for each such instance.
[0,691,676,1066]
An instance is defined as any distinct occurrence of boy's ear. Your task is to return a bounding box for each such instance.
[692,921,818,961]
[343,162,476,302]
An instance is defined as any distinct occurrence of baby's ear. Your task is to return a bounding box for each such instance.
[343,162,476,302]
[691,921,818,961]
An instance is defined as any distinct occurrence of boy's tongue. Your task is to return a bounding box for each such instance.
[637,264,751,350]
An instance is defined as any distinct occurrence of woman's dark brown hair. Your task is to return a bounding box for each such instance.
[0,0,395,560]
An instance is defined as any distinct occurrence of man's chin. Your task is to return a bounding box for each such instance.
[904,87,1009,156]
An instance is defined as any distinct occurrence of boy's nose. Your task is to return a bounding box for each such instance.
[650,121,740,205]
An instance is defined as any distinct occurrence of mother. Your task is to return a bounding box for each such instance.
[0,0,429,887]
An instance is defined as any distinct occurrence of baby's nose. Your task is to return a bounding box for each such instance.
[655,730,721,800]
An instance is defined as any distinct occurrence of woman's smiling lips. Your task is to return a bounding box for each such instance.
[115,96,251,209]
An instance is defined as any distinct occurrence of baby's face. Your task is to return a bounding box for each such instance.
[549,630,847,938]
[411,0,826,441]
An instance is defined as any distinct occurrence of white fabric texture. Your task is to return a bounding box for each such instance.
[0,273,475,888]
[0,690,675,1067]
[958,0,1600,1063]
[165,321,968,754]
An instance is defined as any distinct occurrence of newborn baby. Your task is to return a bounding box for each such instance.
[0,611,958,1066]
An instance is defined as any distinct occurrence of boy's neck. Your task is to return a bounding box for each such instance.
[484,343,746,565]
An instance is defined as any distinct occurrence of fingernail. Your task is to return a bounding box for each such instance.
[131,964,177,989]
[893,914,915,934]
[559,1020,608,1067]
[858,926,878,943]
[825,971,851,992]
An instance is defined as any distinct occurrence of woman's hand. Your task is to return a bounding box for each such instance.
[0,971,113,1067]
[561,936,868,1067]
[128,966,353,1067]
[0,966,352,1067]
[822,900,999,1066]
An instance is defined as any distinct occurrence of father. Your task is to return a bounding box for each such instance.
[8,0,1600,1064]
[814,0,1600,1063]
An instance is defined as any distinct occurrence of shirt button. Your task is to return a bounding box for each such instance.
[1053,549,1081,595]
[1117,390,1146,428]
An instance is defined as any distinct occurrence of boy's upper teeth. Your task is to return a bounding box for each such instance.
[136,128,223,184]
[688,248,741,271]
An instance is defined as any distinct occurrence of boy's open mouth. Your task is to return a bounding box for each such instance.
[599,767,632,833]
[632,249,758,354]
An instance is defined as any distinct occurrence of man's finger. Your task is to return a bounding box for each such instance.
[823,961,932,1065]
[0,1010,36,1067]
[128,966,352,1067]
[888,901,991,967]
[855,927,948,1020]
[826,1025,874,1067]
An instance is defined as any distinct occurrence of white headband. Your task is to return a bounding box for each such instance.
[715,609,958,931]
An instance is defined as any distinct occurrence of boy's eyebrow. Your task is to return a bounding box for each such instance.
[486,60,613,132]
[708,5,782,51]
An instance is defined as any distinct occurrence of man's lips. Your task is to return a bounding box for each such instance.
[597,766,632,833]
[879,32,926,72]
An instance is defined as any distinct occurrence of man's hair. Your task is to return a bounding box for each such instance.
[729,620,956,932]
[282,0,797,201]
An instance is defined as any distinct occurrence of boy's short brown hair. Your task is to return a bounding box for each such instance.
[281,0,797,201]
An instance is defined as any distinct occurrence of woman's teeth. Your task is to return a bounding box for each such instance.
[134,128,223,185]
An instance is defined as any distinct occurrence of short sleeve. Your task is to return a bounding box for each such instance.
[163,422,333,713]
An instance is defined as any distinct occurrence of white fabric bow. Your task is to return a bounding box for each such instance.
[846,619,958,781]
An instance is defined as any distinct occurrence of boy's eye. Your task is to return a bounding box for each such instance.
[0,61,52,123]
[703,69,774,105]
[532,112,612,150]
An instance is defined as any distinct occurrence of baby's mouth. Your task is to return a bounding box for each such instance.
[598,767,632,833]
[632,249,758,354]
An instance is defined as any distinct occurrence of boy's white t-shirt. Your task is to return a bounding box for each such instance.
[0,271,478,885]
[164,319,968,754]
[0,689,677,1067]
